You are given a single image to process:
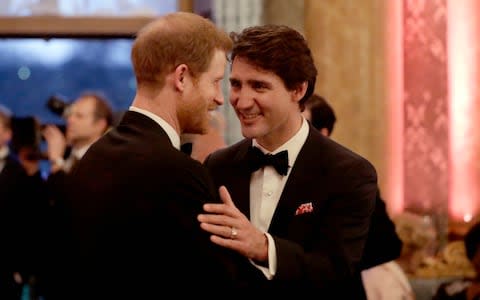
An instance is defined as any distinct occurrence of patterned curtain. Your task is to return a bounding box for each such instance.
[403,0,449,247]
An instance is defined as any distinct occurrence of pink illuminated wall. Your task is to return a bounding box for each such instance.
[385,0,404,216]
[386,0,480,233]
[447,0,480,223]
[404,0,449,238]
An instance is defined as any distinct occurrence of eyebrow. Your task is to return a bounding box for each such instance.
[230,78,272,87]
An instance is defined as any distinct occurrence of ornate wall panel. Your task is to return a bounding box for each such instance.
[403,0,449,240]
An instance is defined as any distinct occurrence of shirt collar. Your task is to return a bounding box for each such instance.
[129,106,181,150]
[252,117,309,168]
[70,144,91,160]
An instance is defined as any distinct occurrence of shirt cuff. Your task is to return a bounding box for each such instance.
[250,232,277,280]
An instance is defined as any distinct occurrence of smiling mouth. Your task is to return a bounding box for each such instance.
[240,113,260,120]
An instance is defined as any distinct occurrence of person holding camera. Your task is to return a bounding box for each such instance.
[39,91,113,299]
[43,91,113,176]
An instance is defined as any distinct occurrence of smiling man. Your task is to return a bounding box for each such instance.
[55,12,253,299]
[198,24,378,297]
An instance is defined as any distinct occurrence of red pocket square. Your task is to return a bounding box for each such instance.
[295,202,313,216]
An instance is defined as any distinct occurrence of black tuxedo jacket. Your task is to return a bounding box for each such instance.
[204,124,377,296]
[59,111,252,299]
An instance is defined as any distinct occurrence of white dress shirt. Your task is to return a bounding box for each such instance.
[65,144,91,172]
[249,117,309,279]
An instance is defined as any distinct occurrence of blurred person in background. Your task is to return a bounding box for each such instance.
[301,94,336,137]
[433,221,480,300]
[39,91,113,299]
[0,106,45,299]
[42,90,113,214]
[9,115,50,300]
[43,91,113,177]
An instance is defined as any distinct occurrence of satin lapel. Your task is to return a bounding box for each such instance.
[268,128,327,234]
[227,168,251,219]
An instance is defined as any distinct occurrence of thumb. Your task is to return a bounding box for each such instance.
[219,185,235,207]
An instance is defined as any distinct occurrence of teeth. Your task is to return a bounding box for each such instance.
[243,113,258,119]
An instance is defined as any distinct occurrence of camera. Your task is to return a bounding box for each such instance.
[46,95,70,117]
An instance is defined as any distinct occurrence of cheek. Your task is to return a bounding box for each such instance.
[200,85,214,100]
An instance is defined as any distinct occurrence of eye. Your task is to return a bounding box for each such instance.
[252,82,267,90]
[230,80,241,89]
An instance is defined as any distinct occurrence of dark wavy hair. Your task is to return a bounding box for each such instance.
[305,94,337,135]
[230,24,318,110]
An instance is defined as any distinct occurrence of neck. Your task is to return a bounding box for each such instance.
[256,114,303,152]
[132,88,181,135]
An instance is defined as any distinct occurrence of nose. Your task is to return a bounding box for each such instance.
[65,114,76,128]
[214,92,224,106]
[230,88,252,110]
[214,86,224,106]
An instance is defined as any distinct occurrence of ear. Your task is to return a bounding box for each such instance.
[95,118,108,134]
[292,81,308,103]
[174,64,189,92]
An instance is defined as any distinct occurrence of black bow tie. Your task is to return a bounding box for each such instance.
[180,142,193,155]
[246,146,289,176]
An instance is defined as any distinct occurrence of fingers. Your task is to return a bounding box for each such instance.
[199,185,243,245]
[198,203,239,240]
[197,212,231,226]
[219,185,234,206]
[202,204,230,217]
[199,222,234,239]
[42,124,61,137]
[202,185,236,214]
